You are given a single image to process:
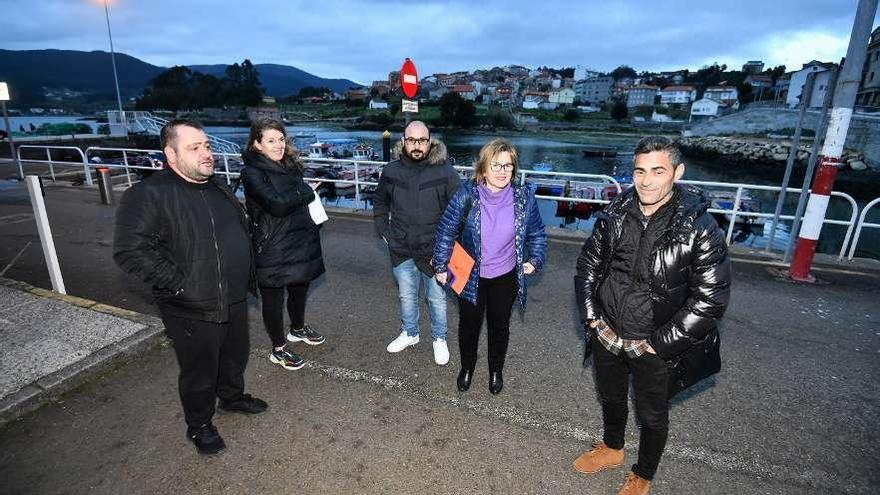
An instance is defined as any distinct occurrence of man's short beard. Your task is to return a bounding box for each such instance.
[405,148,427,161]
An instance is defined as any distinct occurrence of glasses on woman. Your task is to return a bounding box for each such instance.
[489,162,515,172]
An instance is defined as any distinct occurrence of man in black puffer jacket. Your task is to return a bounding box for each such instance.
[114,119,266,456]
[571,136,731,495]
[373,121,460,365]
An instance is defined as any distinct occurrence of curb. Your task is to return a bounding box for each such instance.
[0,277,167,428]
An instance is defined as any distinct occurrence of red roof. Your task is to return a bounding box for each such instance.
[452,84,475,93]
[661,85,696,92]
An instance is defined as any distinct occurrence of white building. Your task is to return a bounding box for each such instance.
[689,97,732,120]
[703,85,739,104]
[549,88,576,105]
[658,85,697,105]
[787,61,835,108]
[368,99,389,110]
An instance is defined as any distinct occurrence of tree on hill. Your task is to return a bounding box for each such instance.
[136,66,223,111]
[540,66,576,79]
[610,65,637,81]
[438,92,477,128]
[689,62,727,87]
[136,59,264,110]
[767,65,787,83]
[610,100,628,122]
[298,86,331,98]
[223,59,263,106]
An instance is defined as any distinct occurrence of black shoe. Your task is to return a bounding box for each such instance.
[457,368,474,392]
[489,371,503,395]
[287,324,326,345]
[187,423,225,456]
[269,347,305,370]
[218,394,268,415]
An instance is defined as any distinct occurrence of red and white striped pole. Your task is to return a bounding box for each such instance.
[789,0,878,282]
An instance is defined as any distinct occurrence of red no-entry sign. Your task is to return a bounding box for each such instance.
[400,58,418,99]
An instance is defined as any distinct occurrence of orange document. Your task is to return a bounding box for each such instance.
[448,241,475,295]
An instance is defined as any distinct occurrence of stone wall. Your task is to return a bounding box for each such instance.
[688,107,880,169]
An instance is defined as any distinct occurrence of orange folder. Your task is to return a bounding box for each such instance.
[448,241,475,295]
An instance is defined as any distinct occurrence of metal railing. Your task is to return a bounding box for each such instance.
[16,145,92,185]
[4,144,867,260]
[85,146,164,188]
[107,111,242,154]
[847,197,880,260]
[678,179,858,259]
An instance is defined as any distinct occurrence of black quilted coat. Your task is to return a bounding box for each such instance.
[240,151,325,288]
[575,185,731,359]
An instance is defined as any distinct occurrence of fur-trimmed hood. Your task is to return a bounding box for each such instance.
[391,138,448,167]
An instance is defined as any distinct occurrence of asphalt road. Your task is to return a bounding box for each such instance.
[0,182,878,494]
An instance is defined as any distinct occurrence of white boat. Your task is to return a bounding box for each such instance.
[352,144,377,161]
[308,142,332,159]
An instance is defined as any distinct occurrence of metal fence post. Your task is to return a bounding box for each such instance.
[354,161,361,206]
[25,175,66,294]
[725,187,743,245]
[122,150,132,187]
[45,148,56,182]
[81,149,93,186]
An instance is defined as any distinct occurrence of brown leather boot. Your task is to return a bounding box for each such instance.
[572,442,624,474]
[617,472,651,495]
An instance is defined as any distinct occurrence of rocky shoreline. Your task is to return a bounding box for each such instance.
[679,136,869,171]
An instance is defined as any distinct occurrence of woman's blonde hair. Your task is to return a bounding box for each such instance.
[473,138,519,183]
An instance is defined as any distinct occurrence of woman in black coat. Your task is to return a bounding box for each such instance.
[241,119,326,371]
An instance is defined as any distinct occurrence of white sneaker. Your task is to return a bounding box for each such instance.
[387,332,419,353]
[432,339,450,365]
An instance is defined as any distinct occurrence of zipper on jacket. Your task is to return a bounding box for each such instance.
[202,190,224,322]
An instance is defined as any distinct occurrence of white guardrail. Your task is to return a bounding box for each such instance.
[8,145,871,261]
[847,197,880,260]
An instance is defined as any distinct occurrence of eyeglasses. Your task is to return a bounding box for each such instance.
[489,162,515,172]
[404,137,430,146]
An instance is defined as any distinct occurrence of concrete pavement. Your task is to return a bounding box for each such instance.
[0,182,878,494]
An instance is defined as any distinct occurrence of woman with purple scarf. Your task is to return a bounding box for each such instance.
[433,139,547,395]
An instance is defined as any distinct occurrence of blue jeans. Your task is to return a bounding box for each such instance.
[391,259,447,340]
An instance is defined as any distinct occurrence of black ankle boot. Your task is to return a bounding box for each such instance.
[457,368,474,391]
[489,370,503,395]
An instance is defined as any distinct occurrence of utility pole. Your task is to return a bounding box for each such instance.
[788,0,879,282]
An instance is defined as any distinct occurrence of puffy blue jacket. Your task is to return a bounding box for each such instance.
[433,179,547,308]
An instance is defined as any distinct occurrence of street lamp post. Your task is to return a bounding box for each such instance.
[103,0,127,135]
[0,82,23,180]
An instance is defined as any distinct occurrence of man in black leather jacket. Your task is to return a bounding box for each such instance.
[373,121,461,365]
[114,119,267,456]
[572,136,731,495]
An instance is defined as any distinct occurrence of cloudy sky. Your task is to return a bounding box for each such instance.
[2,0,877,84]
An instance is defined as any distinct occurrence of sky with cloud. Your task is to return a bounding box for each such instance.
[1,0,877,84]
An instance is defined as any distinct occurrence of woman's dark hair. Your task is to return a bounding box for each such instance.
[246,118,303,171]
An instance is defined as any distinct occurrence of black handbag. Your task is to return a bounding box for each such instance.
[666,327,721,399]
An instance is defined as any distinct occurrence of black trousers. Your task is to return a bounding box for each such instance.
[259,283,310,348]
[593,334,670,481]
[458,269,517,372]
[161,300,250,429]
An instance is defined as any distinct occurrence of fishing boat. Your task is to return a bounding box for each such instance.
[581,145,618,158]
[307,142,332,159]
[293,132,317,155]
[352,144,378,161]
